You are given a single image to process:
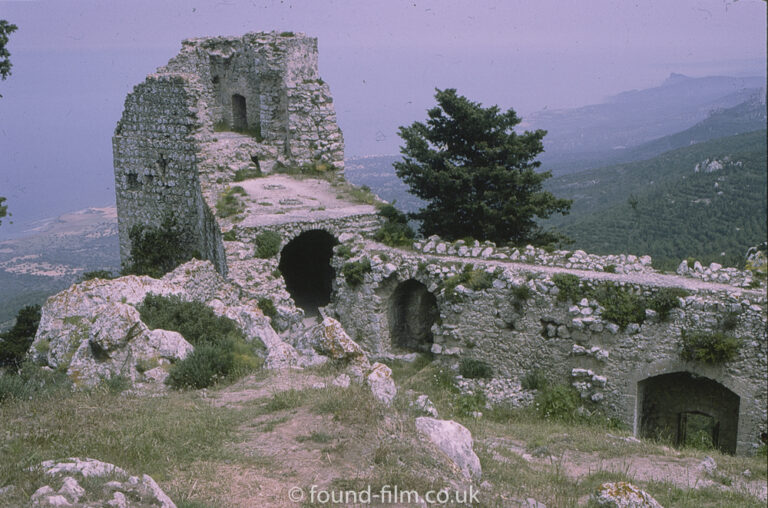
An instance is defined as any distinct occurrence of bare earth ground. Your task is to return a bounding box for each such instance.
[163,369,767,507]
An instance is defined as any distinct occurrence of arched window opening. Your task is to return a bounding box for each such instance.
[389,279,439,352]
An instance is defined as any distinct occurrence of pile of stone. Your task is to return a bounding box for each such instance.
[27,458,175,508]
[676,259,761,288]
[455,376,535,408]
[413,235,654,274]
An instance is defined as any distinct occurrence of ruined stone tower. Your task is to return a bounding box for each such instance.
[113,32,345,274]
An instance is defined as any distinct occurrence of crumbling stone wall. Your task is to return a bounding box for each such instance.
[114,32,344,274]
[328,237,767,455]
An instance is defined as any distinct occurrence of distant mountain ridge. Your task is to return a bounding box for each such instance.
[523,73,765,173]
[545,130,767,268]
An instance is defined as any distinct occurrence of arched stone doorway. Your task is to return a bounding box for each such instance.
[388,279,439,352]
[638,371,740,454]
[232,94,247,130]
[278,230,338,315]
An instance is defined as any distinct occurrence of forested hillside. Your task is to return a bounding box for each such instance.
[546,130,767,269]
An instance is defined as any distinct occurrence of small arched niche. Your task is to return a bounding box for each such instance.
[388,279,439,352]
[278,230,339,316]
[232,94,247,130]
[638,371,740,454]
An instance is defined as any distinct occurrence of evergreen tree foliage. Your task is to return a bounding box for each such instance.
[0,305,41,368]
[394,89,571,245]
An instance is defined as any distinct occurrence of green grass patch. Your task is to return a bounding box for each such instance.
[138,294,263,389]
[233,167,263,181]
[216,186,247,218]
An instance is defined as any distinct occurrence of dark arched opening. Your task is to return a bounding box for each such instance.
[389,279,439,352]
[232,94,247,130]
[638,372,740,454]
[278,230,338,316]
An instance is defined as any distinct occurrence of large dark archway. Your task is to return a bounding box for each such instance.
[638,372,740,454]
[389,279,439,352]
[278,230,338,315]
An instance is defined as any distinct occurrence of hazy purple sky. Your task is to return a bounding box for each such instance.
[0,0,765,236]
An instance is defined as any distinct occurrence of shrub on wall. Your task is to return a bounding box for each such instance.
[342,258,372,287]
[254,231,282,258]
[374,204,414,247]
[458,357,494,379]
[257,297,277,320]
[552,273,582,303]
[592,283,647,330]
[123,217,198,278]
[216,186,247,218]
[443,265,495,301]
[648,287,688,321]
[680,331,741,364]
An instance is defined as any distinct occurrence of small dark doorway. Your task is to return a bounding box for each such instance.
[389,279,439,351]
[232,94,247,130]
[278,230,338,315]
[638,372,740,454]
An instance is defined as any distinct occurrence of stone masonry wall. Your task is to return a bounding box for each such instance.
[113,74,227,275]
[328,236,767,455]
[114,32,344,274]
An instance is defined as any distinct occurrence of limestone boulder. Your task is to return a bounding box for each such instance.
[29,259,302,387]
[36,458,175,508]
[366,362,397,405]
[313,317,368,362]
[415,417,482,479]
[591,482,663,508]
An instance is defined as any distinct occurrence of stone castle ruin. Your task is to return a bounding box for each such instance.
[108,32,766,455]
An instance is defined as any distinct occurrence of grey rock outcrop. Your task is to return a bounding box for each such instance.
[29,260,300,387]
[415,417,482,479]
[33,458,175,508]
[591,482,663,508]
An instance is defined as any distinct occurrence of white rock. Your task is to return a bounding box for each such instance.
[699,455,717,475]
[592,482,662,507]
[57,477,84,503]
[414,394,439,418]
[40,458,127,478]
[107,492,128,508]
[145,329,194,361]
[366,362,396,405]
[332,373,351,388]
[31,486,55,502]
[415,417,482,478]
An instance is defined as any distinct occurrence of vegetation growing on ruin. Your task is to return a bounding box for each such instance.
[213,119,263,141]
[342,258,372,287]
[257,297,277,320]
[680,331,741,364]
[233,167,263,181]
[254,230,282,258]
[373,204,415,247]
[458,357,493,379]
[138,294,264,389]
[442,264,495,301]
[552,275,687,330]
[216,186,247,218]
[123,217,198,278]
